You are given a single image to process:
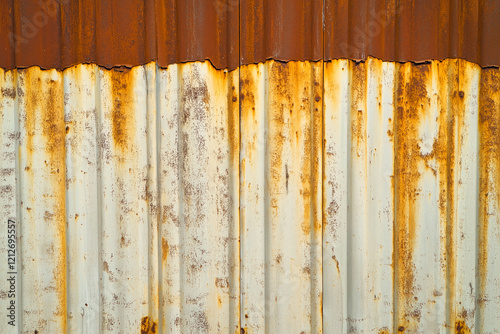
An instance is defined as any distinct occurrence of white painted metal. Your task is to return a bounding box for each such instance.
[240,61,323,333]
[0,58,499,333]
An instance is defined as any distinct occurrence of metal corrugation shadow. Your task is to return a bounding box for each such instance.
[0,58,499,333]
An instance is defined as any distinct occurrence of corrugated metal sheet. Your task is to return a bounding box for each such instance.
[1,0,500,70]
[1,58,499,333]
[0,62,240,333]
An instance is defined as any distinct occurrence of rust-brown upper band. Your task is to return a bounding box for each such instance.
[1,0,499,70]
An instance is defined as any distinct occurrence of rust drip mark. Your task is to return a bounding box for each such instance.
[332,255,340,274]
[268,61,289,217]
[140,316,158,334]
[443,59,463,328]
[110,68,136,151]
[455,320,471,334]
[394,62,431,331]
[285,164,289,192]
[478,67,500,307]
[227,72,239,168]
[240,65,258,164]
[161,238,169,262]
[297,63,314,237]
[351,62,367,156]
[310,62,323,235]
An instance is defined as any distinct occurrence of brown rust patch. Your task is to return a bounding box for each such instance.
[455,320,471,334]
[1,87,16,99]
[140,316,158,334]
[215,277,229,288]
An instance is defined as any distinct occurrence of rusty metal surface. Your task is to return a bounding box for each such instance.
[0,58,500,333]
[0,0,239,70]
[1,0,500,70]
[324,0,500,68]
[239,0,323,65]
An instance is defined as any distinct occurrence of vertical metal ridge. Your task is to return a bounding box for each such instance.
[155,62,163,334]
[94,63,103,334]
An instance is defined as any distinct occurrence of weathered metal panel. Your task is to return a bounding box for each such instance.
[321,58,499,334]
[0,62,240,333]
[157,62,240,333]
[323,58,396,333]
[1,58,500,333]
[240,61,323,333]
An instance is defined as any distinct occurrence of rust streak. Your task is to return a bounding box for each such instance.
[110,68,136,152]
[394,62,430,331]
[478,67,500,323]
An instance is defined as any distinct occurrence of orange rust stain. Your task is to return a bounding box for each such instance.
[455,320,471,334]
[161,238,169,262]
[217,295,223,309]
[392,59,464,330]
[109,68,136,151]
[140,316,158,334]
[478,67,500,313]
[394,62,430,331]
